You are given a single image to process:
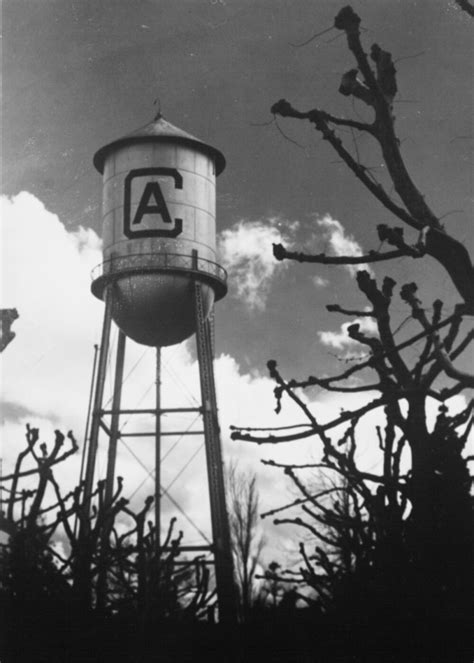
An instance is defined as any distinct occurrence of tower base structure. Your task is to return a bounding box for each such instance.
[80,281,236,623]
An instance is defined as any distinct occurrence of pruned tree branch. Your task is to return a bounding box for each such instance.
[270,6,474,311]
[271,99,421,230]
[401,284,474,387]
[273,242,412,265]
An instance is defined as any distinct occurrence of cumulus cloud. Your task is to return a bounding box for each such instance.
[0,192,105,505]
[317,214,371,277]
[0,192,103,427]
[218,217,298,311]
[318,316,378,350]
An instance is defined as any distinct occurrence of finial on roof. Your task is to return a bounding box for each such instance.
[153,97,162,122]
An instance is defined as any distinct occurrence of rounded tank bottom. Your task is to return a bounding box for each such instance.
[109,273,214,347]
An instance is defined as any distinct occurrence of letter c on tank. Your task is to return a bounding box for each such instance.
[123,167,183,239]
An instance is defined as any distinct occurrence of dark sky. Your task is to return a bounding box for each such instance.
[2,0,473,376]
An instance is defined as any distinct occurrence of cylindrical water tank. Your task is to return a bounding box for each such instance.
[91,115,227,347]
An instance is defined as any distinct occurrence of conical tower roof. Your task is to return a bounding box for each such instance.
[93,114,226,175]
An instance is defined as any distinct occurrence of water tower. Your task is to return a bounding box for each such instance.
[81,113,236,622]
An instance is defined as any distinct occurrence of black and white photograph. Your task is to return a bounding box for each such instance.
[1,1,473,661]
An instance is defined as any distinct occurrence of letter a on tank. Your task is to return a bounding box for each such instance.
[133,181,172,226]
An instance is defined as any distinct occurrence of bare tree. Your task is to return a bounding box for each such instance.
[0,425,218,634]
[231,4,473,634]
[226,461,265,619]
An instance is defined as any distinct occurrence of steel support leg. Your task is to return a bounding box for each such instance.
[77,289,113,604]
[82,289,113,517]
[104,330,127,506]
[194,282,237,624]
[74,343,99,539]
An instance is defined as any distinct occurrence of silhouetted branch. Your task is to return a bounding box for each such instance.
[270,5,474,311]
[401,284,474,387]
[271,99,420,230]
[273,242,410,264]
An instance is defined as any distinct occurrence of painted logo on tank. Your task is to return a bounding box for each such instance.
[123,168,183,239]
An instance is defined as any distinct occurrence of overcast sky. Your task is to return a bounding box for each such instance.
[1,0,473,560]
